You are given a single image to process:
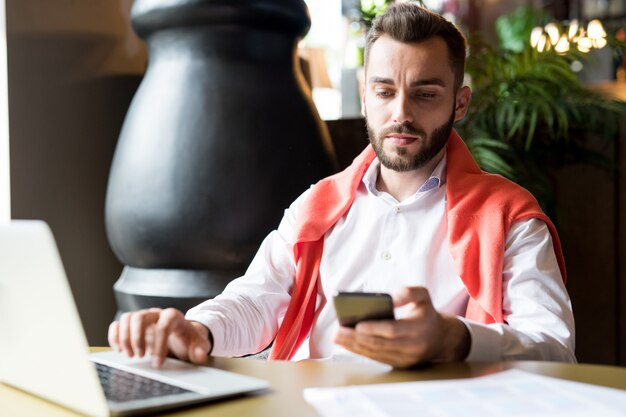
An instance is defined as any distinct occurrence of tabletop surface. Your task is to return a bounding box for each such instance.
[2,354,626,417]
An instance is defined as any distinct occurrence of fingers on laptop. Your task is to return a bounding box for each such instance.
[108,308,212,368]
[108,308,176,362]
[152,308,187,368]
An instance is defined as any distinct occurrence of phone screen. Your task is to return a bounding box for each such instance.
[333,292,395,327]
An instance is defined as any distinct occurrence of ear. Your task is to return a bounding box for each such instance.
[453,86,471,122]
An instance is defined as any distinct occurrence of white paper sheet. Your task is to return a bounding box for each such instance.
[303,369,626,417]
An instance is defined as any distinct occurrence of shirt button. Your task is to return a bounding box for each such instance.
[395,207,401,213]
[382,251,392,261]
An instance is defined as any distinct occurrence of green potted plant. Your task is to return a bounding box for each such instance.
[457,6,626,218]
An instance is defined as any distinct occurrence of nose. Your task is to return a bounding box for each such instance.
[392,92,413,125]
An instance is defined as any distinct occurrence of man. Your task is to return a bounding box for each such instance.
[108,4,575,368]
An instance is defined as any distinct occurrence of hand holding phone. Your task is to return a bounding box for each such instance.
[333,291,395,328]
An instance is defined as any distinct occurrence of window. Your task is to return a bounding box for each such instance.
[0,0,9,221]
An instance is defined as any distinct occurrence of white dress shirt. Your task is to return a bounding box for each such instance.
[186,154,576,363]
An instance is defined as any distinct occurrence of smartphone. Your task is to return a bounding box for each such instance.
[333,291,395,328]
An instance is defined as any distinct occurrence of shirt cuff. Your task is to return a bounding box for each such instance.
[457,317,502,362]
[184,309,230,357]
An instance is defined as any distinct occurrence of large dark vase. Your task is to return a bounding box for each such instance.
[105,0,336,313]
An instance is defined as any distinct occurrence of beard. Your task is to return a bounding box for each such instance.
[366,108,455,172]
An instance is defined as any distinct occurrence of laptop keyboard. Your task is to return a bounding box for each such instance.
[95,362,193,403]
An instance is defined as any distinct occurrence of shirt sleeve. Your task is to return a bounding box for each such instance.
[462,218,576,362]
[184,191,308,357]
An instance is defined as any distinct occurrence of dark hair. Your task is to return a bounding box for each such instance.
[364,3,467,90]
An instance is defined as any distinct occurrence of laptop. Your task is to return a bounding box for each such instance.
[0,220,269,417]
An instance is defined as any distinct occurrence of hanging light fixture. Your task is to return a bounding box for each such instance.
[587,19,607,39]
[568,19,579,41]
[544,22,561,45]
[554,33,570,53]
[530,26,544,49]
[530,18,607,54]
[577,36,593,53]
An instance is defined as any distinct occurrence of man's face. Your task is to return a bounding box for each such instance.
[362,35,470,172]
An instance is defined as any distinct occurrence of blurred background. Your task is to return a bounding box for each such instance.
[1,0,625,365]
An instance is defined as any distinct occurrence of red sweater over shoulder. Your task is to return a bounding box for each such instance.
[269,130,566,360]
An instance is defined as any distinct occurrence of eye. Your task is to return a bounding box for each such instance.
[417,92,437,99]
[375,90,394,98]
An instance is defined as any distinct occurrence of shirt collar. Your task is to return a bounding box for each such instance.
[362,151,448,196]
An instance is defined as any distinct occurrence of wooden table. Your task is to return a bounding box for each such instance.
[2,356,625,417]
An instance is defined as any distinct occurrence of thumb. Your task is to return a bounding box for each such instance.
[189,338,210,364]
[393,286,433,308]
[187,322,211,365]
